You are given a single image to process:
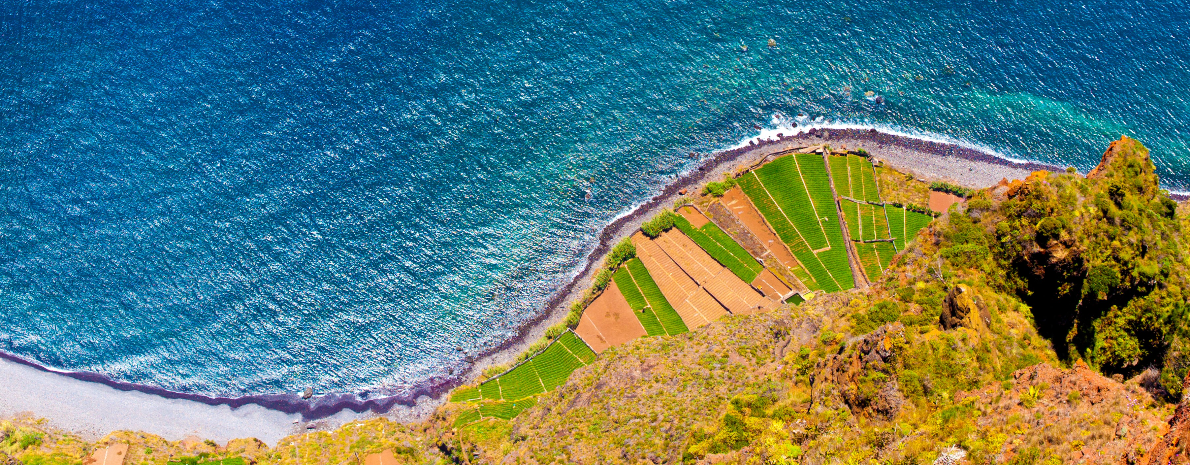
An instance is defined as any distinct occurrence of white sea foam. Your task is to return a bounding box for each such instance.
[727,117,1032,166]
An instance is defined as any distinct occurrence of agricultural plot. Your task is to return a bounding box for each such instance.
[632,232,728,328]
[626,258,689,335]
[465,330,595,405]
[613,259,687,336]
[479,398,538,420]
[673,211,763,283]
[533,338,588,389]
[750,268,793,300]
[574,280,647,353]
[853,155,882,203]
[738,174,835,292]
[830,156,853,198]
[558,330,597,363]
[493,359,544,400]
[719,187,817,291]
[887,206,934,251]
[740,154,854,292]
[654,229,772,315]
[875,241,896,270]
[455,397,540,427]
[856,242,884,282]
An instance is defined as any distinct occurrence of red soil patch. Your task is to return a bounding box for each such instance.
[677,205,710,227]
[750,268,792,301]
[928,190,964,213]
[574,280,646,353]
[632,232,727,328]
[654,229,772,315]
[720,187,802,273]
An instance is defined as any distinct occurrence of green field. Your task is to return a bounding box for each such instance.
[455,397,540,427]
[612,265,665,336]
[742,154,854,291]
[626,258,689,335]
[453,407,482,427]
[738,173,830,292]
[830,156,853,198]
[673,214,763,282]
[887,206,934,251]
[449,386,481,403]
[856,242,883,281]
[875,241,896,269]
[751,156,829,249]
[492,358,544,400]
[840,199,860,239]
[853,155,882,203]
[467,330,596,404]
[558,330,597,363]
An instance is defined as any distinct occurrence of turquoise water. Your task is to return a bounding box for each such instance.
[1,0,1188,399]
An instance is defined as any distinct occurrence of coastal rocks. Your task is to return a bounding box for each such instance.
[939,284,990,330]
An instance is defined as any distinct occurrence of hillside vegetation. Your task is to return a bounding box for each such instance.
[3,137,1188,465]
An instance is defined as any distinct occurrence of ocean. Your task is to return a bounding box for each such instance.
[1,0,1188,400]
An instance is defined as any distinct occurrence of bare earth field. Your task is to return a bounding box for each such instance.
[573,281,647,353]
[632,232,727,328]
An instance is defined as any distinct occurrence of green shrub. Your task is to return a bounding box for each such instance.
[640,210,678,238]
[702,177,738,197]
[930,181,973,198]
[592,269,612,292]
[605,238,636,269]
[17,431,42,450]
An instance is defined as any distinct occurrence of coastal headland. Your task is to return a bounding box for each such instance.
[0,126,1065,443]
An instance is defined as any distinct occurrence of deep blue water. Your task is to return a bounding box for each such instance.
[1,0,1188,398]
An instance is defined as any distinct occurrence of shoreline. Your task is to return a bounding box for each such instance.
[0,126,1067,441]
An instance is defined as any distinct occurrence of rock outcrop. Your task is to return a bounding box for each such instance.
[939,284,990,330]
[1147,372,1190,465]
[811,323,906,419]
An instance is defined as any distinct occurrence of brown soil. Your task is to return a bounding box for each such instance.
[677,205,710,227]
[573,281,646,354]
[750,268,792,301]
[654,230,771,315]
[928,190,964,213]
[717,187,807,288]
[573,309,610,353]
[632,232,727,328]
[705,201,807,294]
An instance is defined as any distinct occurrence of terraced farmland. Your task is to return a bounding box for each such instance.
[887,206,935,251]
[673,212,763,283]
[627,259,689,335]
[450,149,944,427]
[829,154,898,280]
[452,331,596,404]
[614,259,688,336]
[740,154,853,292]
[454,397,539,427]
